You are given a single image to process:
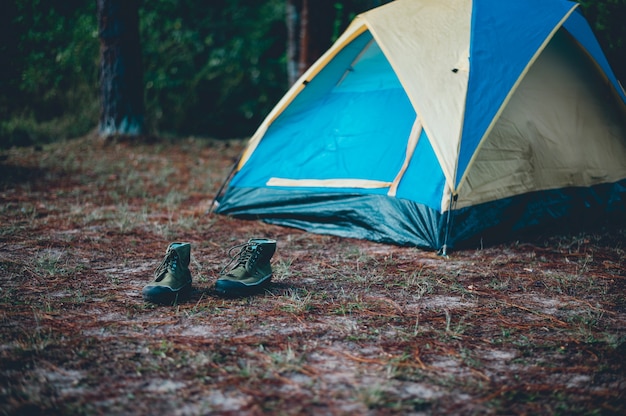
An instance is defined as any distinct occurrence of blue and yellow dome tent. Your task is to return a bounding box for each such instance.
[215,0,626,252]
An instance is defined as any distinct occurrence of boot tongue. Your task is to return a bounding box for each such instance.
[164,252,179,275]
[154,251,177,281]
[242,243,259,272]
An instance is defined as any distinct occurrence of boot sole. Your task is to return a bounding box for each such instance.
[142,283,192,305]
[214,275,271,297]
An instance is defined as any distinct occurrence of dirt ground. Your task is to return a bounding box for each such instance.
[0,136,625,415]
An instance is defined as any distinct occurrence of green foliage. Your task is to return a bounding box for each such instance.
[1,0,99,148]
[1,0,288,147]
[140,0,287,138]
[0,0,624,148]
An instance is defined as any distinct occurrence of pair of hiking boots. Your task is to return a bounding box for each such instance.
[142,238,276,305]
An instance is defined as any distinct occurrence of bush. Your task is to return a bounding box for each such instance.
[0,0,99,149]
[140,0,287,139]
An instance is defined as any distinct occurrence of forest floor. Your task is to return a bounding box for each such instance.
[0,136,625,415]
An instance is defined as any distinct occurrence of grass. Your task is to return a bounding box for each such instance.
[278,288,314,314]
[0,136,625,415]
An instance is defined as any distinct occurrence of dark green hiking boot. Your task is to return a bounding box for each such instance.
[142,242,192,305]
[215,238,276,297]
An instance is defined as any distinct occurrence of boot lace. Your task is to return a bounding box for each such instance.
[154,250,178,279]
[220,242,261,274]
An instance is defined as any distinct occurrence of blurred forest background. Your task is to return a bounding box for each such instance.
[1,0,625,149]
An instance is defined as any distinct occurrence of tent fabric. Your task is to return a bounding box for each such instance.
[361,0,472,190]
[458,29,626,209]
[457,0,578,187]
[216,0,626,251]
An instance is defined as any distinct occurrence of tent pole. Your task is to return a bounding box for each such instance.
[440,193,458,256]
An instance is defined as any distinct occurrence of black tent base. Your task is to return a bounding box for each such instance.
[215,179,626,252]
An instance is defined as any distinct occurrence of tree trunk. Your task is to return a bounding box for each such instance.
[299,0,335,77]
[97,0,144,138]
[286,0,302,86]
[286,0,335,86]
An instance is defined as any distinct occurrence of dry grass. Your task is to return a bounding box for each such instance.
[0,137,625,415]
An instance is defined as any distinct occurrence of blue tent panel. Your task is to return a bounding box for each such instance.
[395,129,446,211]
[216,0,626,251]
[282,32,375,117]
[231,36,417,193]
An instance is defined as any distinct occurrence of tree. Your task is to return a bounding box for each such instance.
[286,0,302,85]
[97,0,144,138]
[285,0,394,85]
